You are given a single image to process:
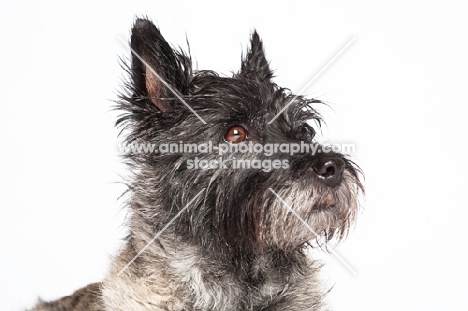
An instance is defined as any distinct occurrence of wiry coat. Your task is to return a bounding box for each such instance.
[32,18,362,311]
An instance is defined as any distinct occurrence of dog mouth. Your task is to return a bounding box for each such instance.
[312,204,335,212]
[310,194,336,211]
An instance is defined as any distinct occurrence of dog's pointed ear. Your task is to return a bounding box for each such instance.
[130,18,190,112]
[240,31,273,80]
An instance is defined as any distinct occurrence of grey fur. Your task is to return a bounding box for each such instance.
[31,17,363,311]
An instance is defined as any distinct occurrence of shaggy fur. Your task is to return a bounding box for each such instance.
[31,17,363,311]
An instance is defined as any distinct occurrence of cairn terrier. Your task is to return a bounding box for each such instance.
[32,18,363,311]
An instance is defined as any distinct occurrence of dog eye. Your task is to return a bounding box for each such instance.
[295,124,315,141]
[224,126,247,143]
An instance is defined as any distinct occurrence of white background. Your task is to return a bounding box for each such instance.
[1,1,467,310]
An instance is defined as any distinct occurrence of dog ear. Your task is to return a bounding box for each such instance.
[130,18,191,112]
[240,31,273,80]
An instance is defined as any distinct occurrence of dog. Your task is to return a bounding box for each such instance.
[32,17,363,311]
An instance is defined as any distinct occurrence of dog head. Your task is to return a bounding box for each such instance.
[118,18,363,254]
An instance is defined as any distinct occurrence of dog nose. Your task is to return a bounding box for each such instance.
[312,158,345,187]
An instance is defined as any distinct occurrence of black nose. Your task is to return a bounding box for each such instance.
[312,158,345,187]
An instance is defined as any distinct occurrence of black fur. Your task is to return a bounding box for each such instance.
[117,18,362,255]
[32,17,363,311]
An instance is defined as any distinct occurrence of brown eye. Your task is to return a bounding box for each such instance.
[224,126,247,143]
[296,124,315,141]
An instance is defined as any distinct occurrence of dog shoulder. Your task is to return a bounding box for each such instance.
[30,283,102,311]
